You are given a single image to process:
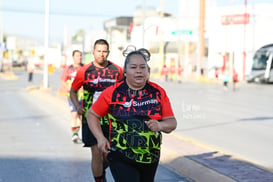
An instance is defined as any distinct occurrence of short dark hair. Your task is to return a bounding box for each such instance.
[72,50,81,57]
[93,39,109,50]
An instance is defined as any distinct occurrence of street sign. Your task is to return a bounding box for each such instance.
[172,30,193,35]
[221,13,250,25]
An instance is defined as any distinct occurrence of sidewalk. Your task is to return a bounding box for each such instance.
[29,87,273,182]
[0,71,19,80]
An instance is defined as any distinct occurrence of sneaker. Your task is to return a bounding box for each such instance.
[72,134,79,143]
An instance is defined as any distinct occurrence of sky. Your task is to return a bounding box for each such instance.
[1,0,273,44]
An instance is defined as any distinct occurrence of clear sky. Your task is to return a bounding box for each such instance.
[1,0,273,44]
[1,0,180,43]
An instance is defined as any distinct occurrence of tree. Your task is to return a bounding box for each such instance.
[72,29,85,42]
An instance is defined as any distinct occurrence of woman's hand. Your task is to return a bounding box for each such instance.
[145,117,177,133]
[145,119,162,132]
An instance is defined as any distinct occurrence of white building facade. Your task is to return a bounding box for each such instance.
[207,3,273,81]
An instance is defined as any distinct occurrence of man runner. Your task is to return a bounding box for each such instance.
[70,39,123,182]
[60,50,83,143]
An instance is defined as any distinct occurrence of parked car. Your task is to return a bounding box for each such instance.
[12,60,23,67]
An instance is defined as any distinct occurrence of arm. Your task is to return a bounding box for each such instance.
[70,88,85,115]
[145,117,177,134]
[61,80,69,92]
[145,85,177,133]
[60,68,69,90]
[87,108,110,154]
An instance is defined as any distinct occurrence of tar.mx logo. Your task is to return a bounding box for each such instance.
[181,102,206,120]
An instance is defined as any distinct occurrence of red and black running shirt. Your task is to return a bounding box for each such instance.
[60,64,83,93]
[71,61,123,120]
[91,80,174,164]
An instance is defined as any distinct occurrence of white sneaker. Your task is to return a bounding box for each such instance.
[72,134,80,143]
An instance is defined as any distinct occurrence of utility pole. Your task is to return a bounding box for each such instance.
[142,0,146,47]
[0,0,4,72]
[242,0,247,81]
[229,0,234,91]
[0,0,3,43]
[199,0,205,75]
[43,0,49,89]
[159,0,165,66]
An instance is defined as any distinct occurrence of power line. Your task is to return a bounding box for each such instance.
[0,7,114,18]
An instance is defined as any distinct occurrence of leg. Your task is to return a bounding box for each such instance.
[107,150,158,182]
[82,121,107,182]
[71,112,81,131]
[68,98,81,142]
[71,112,80,142]
[28,72,33,82]
[139,161,159,182]
[91,145,106,181]
[107,151,139,182]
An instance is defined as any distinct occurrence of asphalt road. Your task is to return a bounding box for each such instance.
[0,69,188,182]
[159,77,273,172]
[2,68,273,181]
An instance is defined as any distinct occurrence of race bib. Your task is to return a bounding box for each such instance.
[92,91,102,103]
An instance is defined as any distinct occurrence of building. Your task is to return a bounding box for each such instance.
[104,16,133,67]
[207,3,273,81]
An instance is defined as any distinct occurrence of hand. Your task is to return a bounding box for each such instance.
[97,137,110,155]
[145,119,162,132]
[76,105,86,115]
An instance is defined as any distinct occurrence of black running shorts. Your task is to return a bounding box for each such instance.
[81,118,109,147]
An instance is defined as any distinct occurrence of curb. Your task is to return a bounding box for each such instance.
[160,133,273,182]
[160,133,236,182]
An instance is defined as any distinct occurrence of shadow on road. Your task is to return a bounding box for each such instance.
[239,116,273,121]
[0,157,92,182]
[184,151,273,181]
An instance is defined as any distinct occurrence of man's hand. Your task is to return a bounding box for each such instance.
[97,137,110,155]
[76,105,86,115]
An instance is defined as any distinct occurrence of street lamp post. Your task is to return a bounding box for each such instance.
[0,1,4,73]
[43,0,49,89]
[199,0,205,75]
